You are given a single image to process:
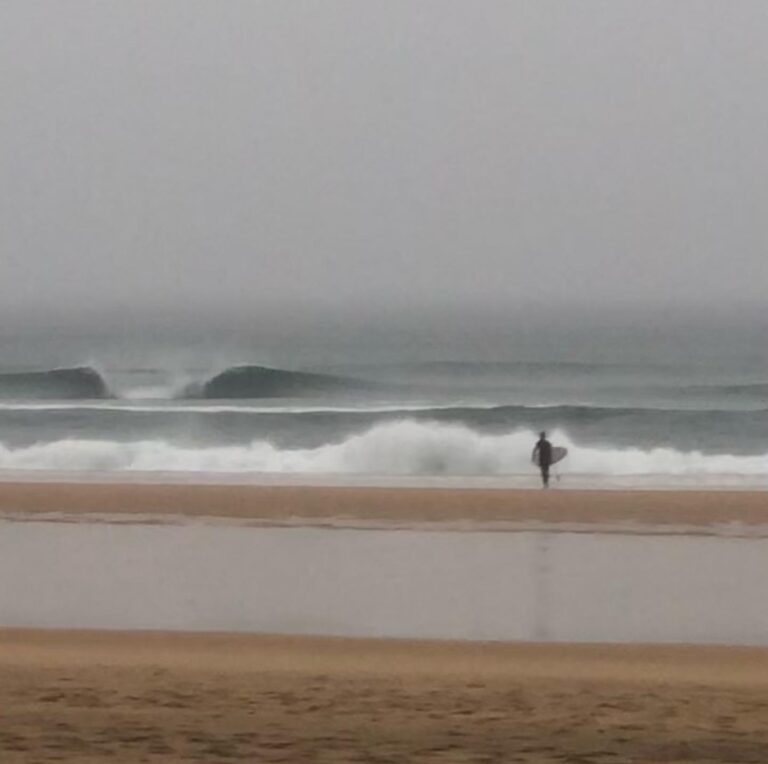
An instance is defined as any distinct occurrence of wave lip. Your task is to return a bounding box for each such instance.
[0,366,112,399]
[188,364,372,399]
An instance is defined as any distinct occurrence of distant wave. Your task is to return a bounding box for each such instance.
[0,401,483,414]
[0,422,765,476]
[318,360,676,375]
[0,402,764,426]
[0,398,768,438]
[686,382,768,397]
[0,364,374,401]
[179,369,768,403]
[0,361,764,405]
[0,367,112,400]
[185,365,374,399]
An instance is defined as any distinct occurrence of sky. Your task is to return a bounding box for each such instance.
[1,0,766,331]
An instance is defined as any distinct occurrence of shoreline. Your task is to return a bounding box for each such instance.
[0,468,764,491]
[0,479,766,531]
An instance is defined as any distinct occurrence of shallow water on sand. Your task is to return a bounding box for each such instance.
[1,521,766,645]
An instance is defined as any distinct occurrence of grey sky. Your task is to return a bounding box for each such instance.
[1,0,766,325]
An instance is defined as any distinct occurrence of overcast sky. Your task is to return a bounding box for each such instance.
[1,0,766,327]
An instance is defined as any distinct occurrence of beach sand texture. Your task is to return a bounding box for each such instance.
[1,480,768,529]
[3,483,768,762]
[2,630,768,763]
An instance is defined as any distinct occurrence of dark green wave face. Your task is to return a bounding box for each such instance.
[189,365,376,399]
[0,367,112,399]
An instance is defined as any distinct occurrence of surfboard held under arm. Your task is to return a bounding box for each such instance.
[532,446,568,466]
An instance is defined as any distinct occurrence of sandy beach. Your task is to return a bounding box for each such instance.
[3,481,768,762]
[1,628,767,763]
[1,479,767,530]
[5,0,767,760]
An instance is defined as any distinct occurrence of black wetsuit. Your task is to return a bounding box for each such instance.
[534,437,553,487]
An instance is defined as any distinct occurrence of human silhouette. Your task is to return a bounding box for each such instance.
[532,431,553,488]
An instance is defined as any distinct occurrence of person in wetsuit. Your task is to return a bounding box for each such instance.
[532,431,553,488]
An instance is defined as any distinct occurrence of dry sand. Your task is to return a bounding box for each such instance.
[0,480,767,530]
[3,482,768,761]
[1,629,768,763]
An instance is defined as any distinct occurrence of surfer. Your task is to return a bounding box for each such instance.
[532,431,553,488]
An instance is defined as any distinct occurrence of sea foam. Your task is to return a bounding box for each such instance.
[0,420,764,477]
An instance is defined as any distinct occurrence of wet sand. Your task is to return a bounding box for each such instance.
[2,629,768,763]
[0,479,767,529]
[3,482,768,761]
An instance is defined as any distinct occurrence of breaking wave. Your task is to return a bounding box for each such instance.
[0,364,374,401]
[1,363,764,405]
[0,367,112,399]
[185,365,372,399]
[0,421,764,476]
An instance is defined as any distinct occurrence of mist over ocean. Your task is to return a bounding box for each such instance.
[3,0,767,488]
[0,309,764,485]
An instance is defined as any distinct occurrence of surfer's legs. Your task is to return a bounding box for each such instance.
[540,464,550,488]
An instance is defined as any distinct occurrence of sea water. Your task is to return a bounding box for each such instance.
[0,315,764,485]
[1,520,767,645]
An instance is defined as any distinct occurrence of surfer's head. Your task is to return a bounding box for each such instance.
[539,431,547,439]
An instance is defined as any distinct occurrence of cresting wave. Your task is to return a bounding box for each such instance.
[0,421,764,476]
[183,365,373,398]
[2,364,766,402]
[0,365,372,400]
[0,367,112,399]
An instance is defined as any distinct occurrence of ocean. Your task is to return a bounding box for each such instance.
[0,316,764,486]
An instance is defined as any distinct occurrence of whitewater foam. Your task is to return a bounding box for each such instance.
[0,421,764,479]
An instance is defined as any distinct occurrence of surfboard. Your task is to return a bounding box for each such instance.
[532,446,568,467]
